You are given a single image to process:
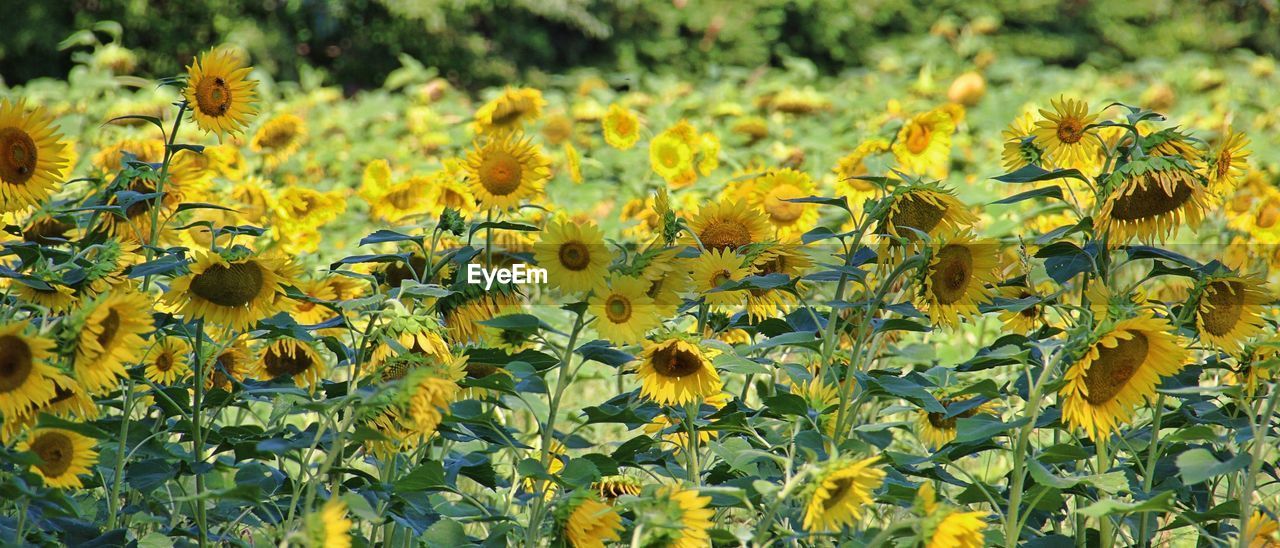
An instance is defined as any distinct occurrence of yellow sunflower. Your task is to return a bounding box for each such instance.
[698,132,720,176]
[1095,156,1209,244]
[1245,510,1280,547]
[207,337,259,390]
[424,162,478,217]
[564,494,623,548]
[250,112,307,168]
[1227,344,1279,398]
[1205,128,1250,194]
[650,485,714,548]
[182,48,259,139]
[307,498,353,548]
[877,185,978,243]
[1033,97,1100,170]
[920,233,998,327]
[74,291,153,394]
[0,322,58,418]
[997,284,1045,335]
[0,100,69,212]
[260,338,327,388]
[915,398,998,450]
[473,87,546,135]
[404,370,459,435]
[803,456,886,532]
[602,103,640,150]
[685,200,770,253]
[143,337,192,385]
[162,251,293,330]
[1061,312,1190,438]
[18,428,98,489]
[748,168,818,237]
[1195,274,1269,351]
[634,337,722,406]
[650,122,699,188]
[564,142,583,184]
[533,219,612,294]
[14,281,78,313]
[834,138,891,206]
[465,133,550,210]
[1001,111,1046,172]
[917,482,989,548]
[892,110,955,179]
[594,475,643,502]
[689,248,752,309]
[589,275,664,345]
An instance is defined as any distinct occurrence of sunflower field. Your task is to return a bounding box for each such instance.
[5,9,1280,548]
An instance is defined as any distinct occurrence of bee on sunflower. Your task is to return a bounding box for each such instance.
[802,456,886,532]
[182,48,259,139]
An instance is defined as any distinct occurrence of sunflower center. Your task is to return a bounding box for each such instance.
[657,142,683,169]
[95,309,122,349]
[1056,119,1084,144]
[263,344,315,378]
[1109,173,1195,221]
[155,352,174,373]
[885,194,946,236]
[0,334,35,392]
[604,295,632,323]
[905,124,932,154]
[257,122,298,150]
[765,185,805,223]
[651,345,704,378]
[1216,151,1233,181]
[1201,280,1246,336]
[479,151,524,196]
[189,261,266,307]
[387,186,417,209]
[0,127,38,184]
[30,431,75,478]
[1082,332,1149,405]
[926,402,981,429]
[195,76,233,116]
[929,245,974,305]
[822,477,854,510]
[23,218,72,246]
[700,220,751,251]
[558,241,591,271]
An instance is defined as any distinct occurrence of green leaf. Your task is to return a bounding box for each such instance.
[1077,491,1175,518]
[993,164,1089,184]
[558,458,600,488]
[477,313,543,334]
[991,186,1063,205]
[1176,448,1249,485]
[394,461,448,493]
[1027,459,1127,494]
[422,519,469,545]
[952,416,1030,444]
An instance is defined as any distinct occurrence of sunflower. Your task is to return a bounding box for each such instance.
[650,122,699,188]
[1195,274,1270,350]
[634,337,722,406]
[997,284,1045,335]
[685,200,770,253]
[1001,112,1046,172]
[260,338,327,388]
[533,219,612,294]
[424,163,478,217]
[877,185,978,244]
[18,428,98,489]
[594,475,643,502]
[648,485,714,548]
[1095,156,1209,244]
[207,336,259,390]
[440,289,523,345]
[404,369,459,435]
[40,373,100,422]
[74,291,152,394]
[306,498,353,548]
[1205,128,1250,194]
[1245,510,1280,547]
[644,392,729,451]
[589,275,664,345]
[0,100,69,212]
[141,338,191,385]
[698,132,720,176]
[564,142,583,184]
[289,278,339,326]
[803,456,886,532]
[602,104,640,150]
[563,494,624,548]
[0,322,58,418]
[273,187,347,231]
[1033,97,1100,170]
[1061,313,1190,438]
[14,281,77,313]
[688,248,752,309]
[915,398,998,449]
[92,137,163,175]
[79,240,143,297]
[162,251,293,331]
[182,48,259,139]
[834,139,891,205]
[250,113,306,167]
[917,482,989,548]
[920,233,998,326]
[368,320,456,380]
[474,87,545,135]
[892,110,955,179]
[743,168,818,237]
[95,173,181,242]
[465,133,550,210]
[731,116,769,143]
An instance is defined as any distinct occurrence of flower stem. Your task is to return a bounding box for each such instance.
[106,379,136,529]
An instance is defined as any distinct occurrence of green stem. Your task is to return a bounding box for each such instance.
[1005,350,1064,548]
[1136,393,1166,547]
[525,311,585,547]
[106,379,136,529]
[1239,380,1280,548]
[1097,436,1115,548]
[142,102,187,290]
[191,319,208,547]
[684,400,701,486]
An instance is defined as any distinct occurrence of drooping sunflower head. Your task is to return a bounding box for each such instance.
[802,456,886,532]
[915,397,998,450]
[19,428,98,489]
[589,275,663,346]
[920,232,999,327]
[0,100,69,212]
[1061,313,1190,438]
[402,368,460,436]
[0,322,58,418]
[14,279,78,313]
[1194,274,1270,351]
[207,336,259,391]
[892,109,956,179]
[561,492,624,548]
[162,250,293,331]
[465,133,550,210]
[533,219,613,294]
[473,87,546,135]
[260,338,327,389]
[996,284,1045,335]
[638,485,714,548]
[1228,343,1279,398]
[439,285,524,345]
[876,184,977,244]
[1096,156,1209,245]
[182,48,259,139]
[594,475,643,502]
[73,290,153,394]
[1033,96,1100,170]
[634,336,722,406]
[685,200,770,253]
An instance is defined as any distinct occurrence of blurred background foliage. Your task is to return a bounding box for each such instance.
[3,0,1279,90]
